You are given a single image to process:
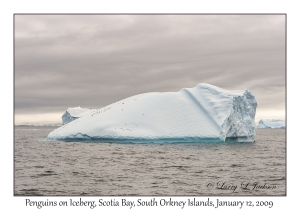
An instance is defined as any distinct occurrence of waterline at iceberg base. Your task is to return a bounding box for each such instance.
[47,83,257,143]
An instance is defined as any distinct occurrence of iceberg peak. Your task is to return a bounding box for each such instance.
[62,106,91,125]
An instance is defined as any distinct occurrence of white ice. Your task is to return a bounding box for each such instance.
[257,119,285,129]
[48,83,257,142]
[61,106,91,125]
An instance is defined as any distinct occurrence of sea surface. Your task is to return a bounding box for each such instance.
[14,126,286,196]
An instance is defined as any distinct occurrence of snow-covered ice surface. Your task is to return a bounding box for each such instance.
[48,83,257,142]
[61,107,91,125]
[257,119,285,129]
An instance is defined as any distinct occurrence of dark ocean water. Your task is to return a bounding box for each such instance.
[14,126,286,196]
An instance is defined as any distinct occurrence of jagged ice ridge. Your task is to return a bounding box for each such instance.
[61,106,91,125]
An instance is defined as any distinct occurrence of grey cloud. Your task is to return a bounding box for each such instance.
[15,14,285,122]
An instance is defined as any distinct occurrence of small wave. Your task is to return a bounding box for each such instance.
[266,177,285,181]
[230,164,244,167]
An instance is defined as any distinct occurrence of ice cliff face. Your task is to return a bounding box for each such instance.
[48,83,257,142]
[257,119,285,128]
[61,107,91,125]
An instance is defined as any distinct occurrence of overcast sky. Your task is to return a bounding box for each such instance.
[15,15,285,124]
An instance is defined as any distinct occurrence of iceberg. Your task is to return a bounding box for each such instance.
[257,119,285,128]
[48,83,257,142]
[61,106,91,125]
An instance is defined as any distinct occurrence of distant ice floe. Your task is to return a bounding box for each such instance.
[257,119,285,129]
[48,83,257,142]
